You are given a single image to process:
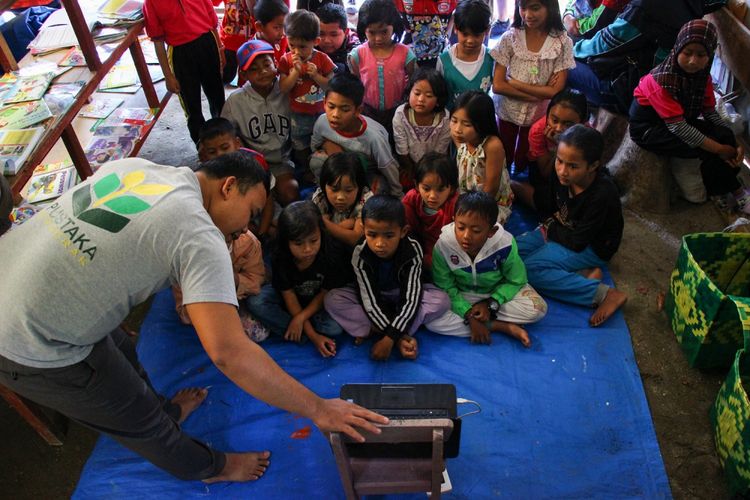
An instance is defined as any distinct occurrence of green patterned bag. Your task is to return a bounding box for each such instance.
[665,233,750,370]
[712,347,750,496]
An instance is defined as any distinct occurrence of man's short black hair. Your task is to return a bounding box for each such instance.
[285,9,320,40]
[197,151,270,194]
[317,2,347,29]
[455,190,498,226]
[254,0,289,24]
[326,72,365,106]
[361,194,406,227]
[198,118,238,146]
[454,0,492,34]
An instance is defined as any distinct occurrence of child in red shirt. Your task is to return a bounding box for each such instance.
[402,152,458,270]
[279,10,336,171]
[144,0,225,145]
[253,0,290,65]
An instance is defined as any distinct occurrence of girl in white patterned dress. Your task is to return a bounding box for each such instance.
[491,0,575,172]
[450,90,513,224]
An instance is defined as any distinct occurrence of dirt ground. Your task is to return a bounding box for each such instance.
[0,96,739,499]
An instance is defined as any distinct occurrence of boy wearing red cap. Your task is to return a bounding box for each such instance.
[222,40,298,205]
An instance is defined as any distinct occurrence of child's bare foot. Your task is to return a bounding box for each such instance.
[492,321,531,347]
[590,288,628,327]
[370,336,394,361]
[172,387,208,424]
[203,451,271,483]
[580,267,604,281]
[398,335,418,360]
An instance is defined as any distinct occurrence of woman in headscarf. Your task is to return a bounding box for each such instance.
[629,19,749,214]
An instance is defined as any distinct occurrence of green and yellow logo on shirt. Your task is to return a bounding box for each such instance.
[72,171,173,233]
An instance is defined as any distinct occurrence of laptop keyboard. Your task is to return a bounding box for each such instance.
[373,408,450,419]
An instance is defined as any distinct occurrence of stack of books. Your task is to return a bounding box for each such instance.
[97,0,144,25]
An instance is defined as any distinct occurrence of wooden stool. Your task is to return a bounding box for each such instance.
[329,418,454,499]
[606,130,672,213]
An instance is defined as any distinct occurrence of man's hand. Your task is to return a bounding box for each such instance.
[166,74,181,94]
[370,336,394,361]
[312,398,389,442]
[469,317,491,345]
[284,314,305,342]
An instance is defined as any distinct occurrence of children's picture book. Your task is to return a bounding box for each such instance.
[0,127,45,175]
[58,47,86,67]
[98,0,143,20]
[84,125,139,170]
[98,84,141,94]
[0,99,53,129]
[80,96,124,119]
[27,164,78,203]
[2,73,55,104]
[32,159,73,175]
[10,203,40,226]
[43,81,85,115]
[101,107,155,127]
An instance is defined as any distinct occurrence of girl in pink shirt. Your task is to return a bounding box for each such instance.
[348,0,416,132]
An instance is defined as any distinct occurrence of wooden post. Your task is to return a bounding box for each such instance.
[0,32,18,72]
[130,40,159,108]
[0,385,67,446]
[62,125,94,180]
[61,0,101,72]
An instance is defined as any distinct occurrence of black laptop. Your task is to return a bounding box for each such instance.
[340,383,461,458]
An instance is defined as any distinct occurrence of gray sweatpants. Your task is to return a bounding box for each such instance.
[0,328,225,480]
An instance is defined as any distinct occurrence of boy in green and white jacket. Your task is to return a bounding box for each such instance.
[429,191,547,347]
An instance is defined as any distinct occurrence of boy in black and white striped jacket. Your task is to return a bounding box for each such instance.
[324,195,450,360]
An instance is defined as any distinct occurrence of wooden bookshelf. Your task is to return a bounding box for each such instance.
[1,0,172,201]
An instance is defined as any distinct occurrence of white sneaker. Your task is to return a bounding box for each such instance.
[670,158,706,203]
[735,188,750,215]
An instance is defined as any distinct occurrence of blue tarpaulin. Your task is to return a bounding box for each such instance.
[73,211,671,499]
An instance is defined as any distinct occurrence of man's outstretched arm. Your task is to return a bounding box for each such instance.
[186,302,388,441]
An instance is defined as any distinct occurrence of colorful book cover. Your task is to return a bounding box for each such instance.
[3,73,54,104]
[27,165,78,203]
[80,96,123,119]
[43,81,84,115]
[84,126,138,170]
[0,99,53,129]
[58,47,86,67]
[101,107,155,127]
[10,203,40,225]
[32,159,73,175]
[0,127,45,175]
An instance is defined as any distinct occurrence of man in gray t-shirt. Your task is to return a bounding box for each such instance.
[0,153,385,482]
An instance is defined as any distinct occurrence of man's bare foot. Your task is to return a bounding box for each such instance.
[493,321,531,347]
[203,451,271,483]
[590,288,628,327]
[398,335,418,360]
[580,267,604,281]
[172,387,208,424]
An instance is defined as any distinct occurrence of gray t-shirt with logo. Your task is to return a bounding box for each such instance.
[0,158,237,368]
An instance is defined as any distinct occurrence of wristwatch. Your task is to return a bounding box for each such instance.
[487,298,500,313]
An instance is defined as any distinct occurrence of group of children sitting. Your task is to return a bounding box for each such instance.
[152,0,750,361]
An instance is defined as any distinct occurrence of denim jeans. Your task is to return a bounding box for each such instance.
[516,228,608,307]
[246,284,343,337]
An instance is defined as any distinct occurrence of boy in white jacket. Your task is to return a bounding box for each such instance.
[429,191,547,347]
